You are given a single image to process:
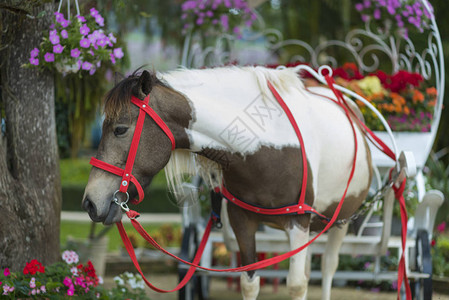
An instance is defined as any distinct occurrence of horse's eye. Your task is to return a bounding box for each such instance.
[114,126,128,136]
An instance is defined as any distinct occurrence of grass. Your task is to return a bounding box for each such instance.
[61,221,181,252]
[59,158,168,188]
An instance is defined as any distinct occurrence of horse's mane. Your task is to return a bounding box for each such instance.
[103,69,166,122]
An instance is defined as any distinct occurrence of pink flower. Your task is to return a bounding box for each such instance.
[30,48,39,58]
[113,47,124,59]
[437,221,446,233]
[60,19,70,28]
[44,52,55,62]
[61,29,68,39]
[3,268,10,277]
[76,15,86,23]
[108,33,116,44]
[29,57,40,65]
[82,61,93,70]
[53,44,64,54]
[70,266,79,276]
[40,285,46,293]
[67,284,75,296]
[70,48,80,58]
[49,34,60,45]
[110,53,116,64]
[80,38,90,48]
[90,7,99,17]
[63,276,72,287]
[96,37,108,47]
[30,277,36,289]
[62,250,79,264]
[80,24,90,36]
[95,15,104,27]
[54,12,64,23]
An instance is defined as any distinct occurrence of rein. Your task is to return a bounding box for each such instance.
[89,76,410,299]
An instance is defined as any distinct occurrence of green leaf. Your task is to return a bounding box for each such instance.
[36,10,47,18]
[139,12,152,18]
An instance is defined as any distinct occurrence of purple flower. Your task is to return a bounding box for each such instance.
[60,19,70,28]
[96,37,108,47]
[181,1,197,11]
[373,9,381,20]
[30,48,39,58]
[196,18,204,25]
[71,48,80,58]
[95,15,104,27]
[49,34,60,45]
[113,47,124,59]
[361,14,369,22]
[89,67,96,75]
[90,7,99,17]
[76,15,86,22]
[108,33,117,44]
[80,24,90,36]
[54,12,64,23]
[80,38,91,48]
[44,52,55,62]
[49,29,57,37]
[363,0,371,8]
[110,53,116,64]
[220,14,229,31]
[61,29,68,39]
[82,61,92,70]
[206,11,213,17]
[53,44,64,53]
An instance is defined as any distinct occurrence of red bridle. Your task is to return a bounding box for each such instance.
[89,94,175,210]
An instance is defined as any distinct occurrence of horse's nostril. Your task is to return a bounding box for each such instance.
[82,197,96,215]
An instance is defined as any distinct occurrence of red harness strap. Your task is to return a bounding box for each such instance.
[322,76,411,300]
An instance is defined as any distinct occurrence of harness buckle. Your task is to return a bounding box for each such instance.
[113,190,130,212]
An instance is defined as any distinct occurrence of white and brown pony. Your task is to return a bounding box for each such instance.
[83,66,372,300]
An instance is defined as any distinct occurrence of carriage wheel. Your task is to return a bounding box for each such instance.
[412,229,432,300]
[178,224,198,300]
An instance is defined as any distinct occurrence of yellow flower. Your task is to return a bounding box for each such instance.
[356,76,385,96]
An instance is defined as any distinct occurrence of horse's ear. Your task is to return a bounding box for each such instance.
[137,70,153,96]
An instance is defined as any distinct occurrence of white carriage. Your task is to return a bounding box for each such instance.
[177,1,445,299]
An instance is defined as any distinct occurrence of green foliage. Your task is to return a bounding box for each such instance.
[61,221,181,252]
[433,235,449,277]
[424,150,449,225]
[60,158,92,186]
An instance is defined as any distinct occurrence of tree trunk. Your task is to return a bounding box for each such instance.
[0,2,62,271]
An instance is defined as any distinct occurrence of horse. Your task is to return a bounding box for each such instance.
[82,66,372,300]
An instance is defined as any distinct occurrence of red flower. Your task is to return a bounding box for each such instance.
[437,221,446,234]
[23,259,45,275]
[431,239,436,247]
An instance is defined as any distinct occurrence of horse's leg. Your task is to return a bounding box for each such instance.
[227,205,260,300]
[286,223,310,300]
[321,223,349,300]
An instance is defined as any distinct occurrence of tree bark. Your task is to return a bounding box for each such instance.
[0,2,62,270]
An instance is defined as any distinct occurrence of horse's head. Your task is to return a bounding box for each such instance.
[82,70,191,224]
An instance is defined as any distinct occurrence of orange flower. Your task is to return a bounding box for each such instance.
[413,90,425,103]
[391,92,406,105]
[426,87,438,96]
[404,106,410,115]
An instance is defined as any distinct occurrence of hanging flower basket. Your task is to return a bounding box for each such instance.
[25,7,124,76]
